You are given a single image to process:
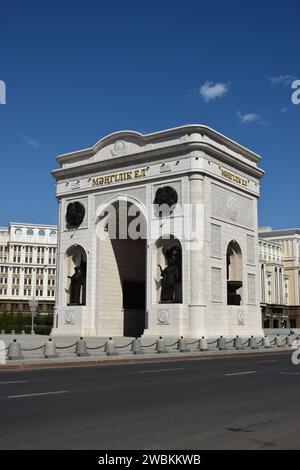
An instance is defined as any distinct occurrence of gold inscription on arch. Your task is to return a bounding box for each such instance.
[92,168,148,187]
[220,167,248,187]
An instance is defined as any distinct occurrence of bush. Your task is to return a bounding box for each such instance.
[35,314,53,326]
[0,313,53,334]
[34,325,52,335]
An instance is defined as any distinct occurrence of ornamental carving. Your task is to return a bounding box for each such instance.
[110,140,127,156]
[66,201,85,229]
[153,186,178,215]
[157,310,169,324]
[227,195,240,221]
[65,312,74,325]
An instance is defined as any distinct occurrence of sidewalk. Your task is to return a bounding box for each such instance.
[0,343,293,370]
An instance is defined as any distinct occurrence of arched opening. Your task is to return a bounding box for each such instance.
[96,199,147,337]
[65,245,87,306]
[226,240,243,306]
[155,235,182,304]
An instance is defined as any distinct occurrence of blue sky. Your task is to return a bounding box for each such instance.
[0,0,299,228]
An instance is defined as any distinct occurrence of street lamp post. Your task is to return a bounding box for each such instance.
[29,296,38,335]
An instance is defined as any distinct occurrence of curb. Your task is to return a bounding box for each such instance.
[0,348,292,371]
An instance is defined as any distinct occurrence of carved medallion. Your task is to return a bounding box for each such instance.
[238,311,244,325]
[154,186,178,208]
[110,140,127,156]
[66,201,85,229]
[65,311,74,325]
[227,195,240,221]
[158,310,169,324]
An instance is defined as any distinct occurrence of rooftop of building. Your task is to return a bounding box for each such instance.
[259,227,300,238]
[0,223,58,245]
[258,237,281,247]
[0,223,57,230]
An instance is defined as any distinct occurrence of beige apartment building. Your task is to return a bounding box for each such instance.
[0,223,57,314]
[259,227,300,328]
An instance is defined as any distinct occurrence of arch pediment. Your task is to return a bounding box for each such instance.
[93,131,147,162]
[55,125,263,174]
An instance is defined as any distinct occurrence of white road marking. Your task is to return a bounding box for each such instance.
[259,360,278,364]
[135,368,185,374]
[0,380,29,385]
[278,371,300,376]
[225,371,256,376]
[7,390,68,399]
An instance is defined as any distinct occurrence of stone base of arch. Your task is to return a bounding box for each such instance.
[51,306,92,337]
[143,304,190,337]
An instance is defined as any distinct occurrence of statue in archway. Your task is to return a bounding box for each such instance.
[158,246,181,302]
[79,255,87,305]
[226,245,242,305]
[68,266,84,305]
[227,280,242,306]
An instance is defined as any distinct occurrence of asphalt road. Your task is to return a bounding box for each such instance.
[0,351,299,450]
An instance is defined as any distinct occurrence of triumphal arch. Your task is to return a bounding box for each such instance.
[51,125,264,338]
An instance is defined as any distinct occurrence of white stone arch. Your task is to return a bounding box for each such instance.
[94,193,148,245]
[226,240,242,280]
[94,194,148,337]
[95,193,148,224]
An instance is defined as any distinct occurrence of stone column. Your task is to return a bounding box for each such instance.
[19,267,25,297]
[32,268,37,298]
[7,267,13,297]
[43,268,49,299]
[188,173,206,336]
[33,246,37,265]
[21,245,26,264]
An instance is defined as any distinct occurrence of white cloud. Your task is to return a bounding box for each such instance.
[281,107,288,113]
[199,81,230,102]
[269,75,297,86]
[24,136,39,148]
[237,111,269,125]
[237,111,262,124]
